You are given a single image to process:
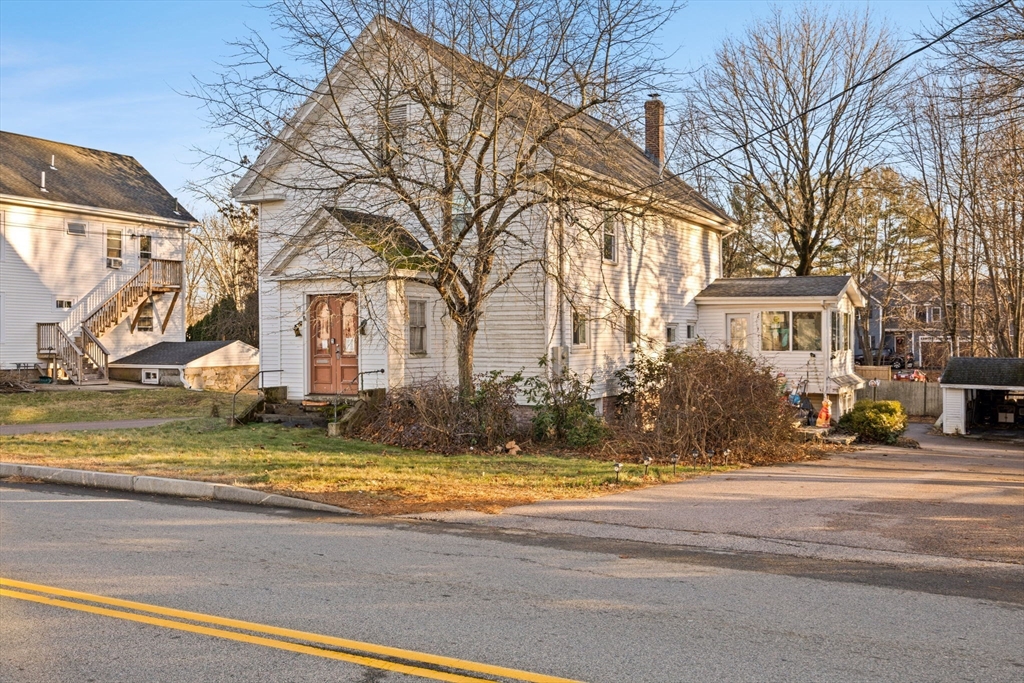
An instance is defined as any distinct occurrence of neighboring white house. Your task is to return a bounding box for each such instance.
[939,357,1024,435]
[0,131,196,384]
[695,276,867,417]
[233,18,863,419]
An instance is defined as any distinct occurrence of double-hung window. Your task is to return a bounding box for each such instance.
[602,212,618,263]
[106,229,123,269]
[408,300,427,355]
[572,309,588,346]
[139,235,152,260]
[625,310,638,346]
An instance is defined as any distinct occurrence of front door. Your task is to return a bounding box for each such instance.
[309,295,359,395]
[728,315,748,352]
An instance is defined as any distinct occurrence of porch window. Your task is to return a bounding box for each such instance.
[761,311,790,351]
[572,309,588,346]
[602,213,618,263]
[831,311,841,352]
[792,312,822,351]
[408,300,427,355]
[842,312,852,350]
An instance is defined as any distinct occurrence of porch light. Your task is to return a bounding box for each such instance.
[293,321,303,337]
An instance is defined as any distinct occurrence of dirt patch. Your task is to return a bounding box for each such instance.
[828,500,1024,564]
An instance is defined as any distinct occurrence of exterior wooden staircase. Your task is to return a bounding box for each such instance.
[36,259,182,385]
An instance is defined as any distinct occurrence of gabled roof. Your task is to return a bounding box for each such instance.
[697,276,858,300]
[111,341,234,367]
[233,18,734,230]
[0,131,197,224]
[939,357,1024,388]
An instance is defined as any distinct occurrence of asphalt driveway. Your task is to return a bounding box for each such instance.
[417,424,1024,569]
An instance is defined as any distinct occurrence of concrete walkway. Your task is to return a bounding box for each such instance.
[412,423,1024,570]
[0,418,189,435]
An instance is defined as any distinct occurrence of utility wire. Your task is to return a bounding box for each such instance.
[674,0,1014,179]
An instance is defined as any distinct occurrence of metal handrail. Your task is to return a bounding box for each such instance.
[230,370,283,425]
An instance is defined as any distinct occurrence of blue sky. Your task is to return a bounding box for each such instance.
[0,1,956,218]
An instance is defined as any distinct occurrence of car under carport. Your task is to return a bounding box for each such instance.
[939,357,1024,435]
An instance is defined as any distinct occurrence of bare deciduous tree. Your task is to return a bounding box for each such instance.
[193,0,678,395]
[689,4,902,275]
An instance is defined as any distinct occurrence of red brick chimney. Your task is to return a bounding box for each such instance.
[644,93,665,169]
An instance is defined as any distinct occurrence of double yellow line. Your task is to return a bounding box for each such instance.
[1,577,582,683]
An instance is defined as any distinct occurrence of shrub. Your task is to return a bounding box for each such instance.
[613,342,799,463]
[360,372,524,453]
[524,361,607,448]
[839,400,907,444]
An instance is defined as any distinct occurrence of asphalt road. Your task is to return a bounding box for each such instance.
[2,482,1022,682]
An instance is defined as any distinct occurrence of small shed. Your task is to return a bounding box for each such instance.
[110,341,259,392]
[939,358,1024,434]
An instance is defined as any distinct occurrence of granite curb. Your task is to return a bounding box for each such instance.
[0,462,357,515]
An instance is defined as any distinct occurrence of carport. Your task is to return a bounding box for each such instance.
[939,357,1024,435]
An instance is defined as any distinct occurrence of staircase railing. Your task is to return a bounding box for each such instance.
[37,323,84,384]
[59,271,131,335]
[151,259,183,289]
[83,261,153,339]
[81,326,110,382]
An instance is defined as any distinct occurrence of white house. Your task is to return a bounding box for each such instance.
[233,18,863,418]
[0,131,196,384]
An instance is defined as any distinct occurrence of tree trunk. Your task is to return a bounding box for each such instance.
[456,321,478,398]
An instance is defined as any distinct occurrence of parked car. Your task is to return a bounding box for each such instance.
[893,369,927,382]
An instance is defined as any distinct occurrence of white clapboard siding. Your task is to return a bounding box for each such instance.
[942,387,966,434]
[0,203,186,368]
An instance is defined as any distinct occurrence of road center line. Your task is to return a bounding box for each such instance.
[0,578,583,683]
[0,499,131,503]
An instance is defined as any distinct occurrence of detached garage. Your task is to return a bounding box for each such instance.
[939,358,1024,435]
[110,341,259,392]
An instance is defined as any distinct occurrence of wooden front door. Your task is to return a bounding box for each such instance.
[309,295,359,395]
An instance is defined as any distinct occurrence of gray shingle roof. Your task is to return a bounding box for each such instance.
[939,357,1024,387]
[111,341,235,367]
[698,276,854,299]
[0,131,197,223]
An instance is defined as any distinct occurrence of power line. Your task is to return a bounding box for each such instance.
[675,0,1014,179]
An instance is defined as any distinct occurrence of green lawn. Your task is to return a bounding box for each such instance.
[0,419,723,515]
[0,388,245,424]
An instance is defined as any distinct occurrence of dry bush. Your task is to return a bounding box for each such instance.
[614,343,800,463]
[360,372,525,454]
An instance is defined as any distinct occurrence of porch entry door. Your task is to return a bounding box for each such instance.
[309,294,359,395]
[728,314,748,352]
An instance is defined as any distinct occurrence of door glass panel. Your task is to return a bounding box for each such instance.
[729,316,747,352]
[341,299,358,355]
[315,301,331,350]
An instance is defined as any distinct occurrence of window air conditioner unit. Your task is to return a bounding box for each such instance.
[106,257,123,269]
